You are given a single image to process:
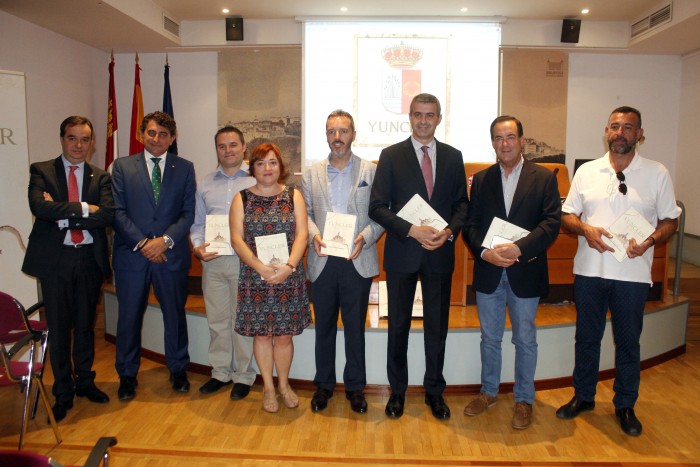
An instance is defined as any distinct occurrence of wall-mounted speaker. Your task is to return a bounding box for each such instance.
[561,19,581,43]
[226,17,244,41]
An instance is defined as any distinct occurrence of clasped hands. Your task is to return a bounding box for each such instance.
[409,225,451,251]
[312,233,365,260]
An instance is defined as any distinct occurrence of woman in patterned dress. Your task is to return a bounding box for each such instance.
[230,143,311,413]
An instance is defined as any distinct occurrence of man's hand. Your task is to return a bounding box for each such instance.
[348,234,365,260]
[483,247,518,268]
[88,204,100,214]
[193,243,219,262]
[582,224,615,254]
[141,236,169,262]
[312,234,327,257]
[627,237,652,259]
[43,192,54,202]
[409,225,443,250]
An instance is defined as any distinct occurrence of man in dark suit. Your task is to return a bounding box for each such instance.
[463,116,561,430]
[369,93,469,420]
[22,116,114,422]
[111,111,196,400]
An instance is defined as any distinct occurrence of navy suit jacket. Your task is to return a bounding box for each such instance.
[111,152,196,272]
[22,156,114,278]
[369,137,469,274]
[464,160,561,298]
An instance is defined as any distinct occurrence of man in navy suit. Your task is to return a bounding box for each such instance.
[369,93,469,420]
[22,116,114,422]
[463,116,561,430]
[111,111,196,400]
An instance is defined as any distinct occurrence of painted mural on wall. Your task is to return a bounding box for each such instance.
[500,49,568,164]
[218,47,302,186]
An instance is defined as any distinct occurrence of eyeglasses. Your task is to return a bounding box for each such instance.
[616,171,627,195]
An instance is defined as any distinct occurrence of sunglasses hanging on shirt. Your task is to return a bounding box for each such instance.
[616,171,627,195]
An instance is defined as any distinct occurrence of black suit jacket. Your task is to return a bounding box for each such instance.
[22,156,114,278]
[369,137,469,274]
[464,160,561,298]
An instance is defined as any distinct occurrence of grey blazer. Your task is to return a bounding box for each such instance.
[302,154,384,282]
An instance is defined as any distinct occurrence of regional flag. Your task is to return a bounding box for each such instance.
[162,56,178,155]
[105,50,118,170]
[129,53,144,155]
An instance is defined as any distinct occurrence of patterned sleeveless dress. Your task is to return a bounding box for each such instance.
[234,186,311,336]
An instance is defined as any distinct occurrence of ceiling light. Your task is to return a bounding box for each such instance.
[461,7,468,13]
[341,7,348,12]
[581,8,589,15]
[222,8,229,14]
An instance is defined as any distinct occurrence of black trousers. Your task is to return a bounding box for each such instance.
[312,257,372,392]
[40,246,103,403]
[386,261,452,395]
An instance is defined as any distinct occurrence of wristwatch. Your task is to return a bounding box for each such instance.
[163,234,174,249]
[286,262,297,273]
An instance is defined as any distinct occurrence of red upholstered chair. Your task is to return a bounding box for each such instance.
[0,292,49,419]
[0,437,117,466]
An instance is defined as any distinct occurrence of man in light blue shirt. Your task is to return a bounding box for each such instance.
[190,126,256,399]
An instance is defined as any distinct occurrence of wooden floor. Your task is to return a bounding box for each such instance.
[2,262,699,466]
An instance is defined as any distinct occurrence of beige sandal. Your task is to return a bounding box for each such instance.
[262,389,279,413]
[279,386,299,409]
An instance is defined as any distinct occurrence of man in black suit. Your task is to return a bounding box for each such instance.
[22,116,114,422]
[463,116,561,430]
[111,111,196,400]
[369,93,468,420]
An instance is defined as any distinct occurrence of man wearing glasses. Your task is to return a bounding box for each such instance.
[557,106,680,436]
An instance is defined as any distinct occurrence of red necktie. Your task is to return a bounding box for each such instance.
[421,145,434,199]
[68,166,84,244]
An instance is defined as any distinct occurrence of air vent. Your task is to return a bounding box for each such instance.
[631,3,672,39]
[163,13,180,38]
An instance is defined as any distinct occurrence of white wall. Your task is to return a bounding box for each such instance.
[566,53,682,179]
[0,11,108,166]
[677,52,700,235]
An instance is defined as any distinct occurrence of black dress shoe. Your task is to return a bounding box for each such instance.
[170,370,190,393]
[118,376,138,401]
[425,393,451,420]
[385,393,405,419]
[311,388,333,412]
[230,383,251,400]
[199,378,232,394]
[616,408,642,436]
[556,396,595,419]
[346,390,368,414]
[50,400,73,423]
[76,386,110,404]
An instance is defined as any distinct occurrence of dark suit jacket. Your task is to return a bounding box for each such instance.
[369,137,469,274]
[22,156,114,278]
[464,160,561,298]
[111,152,196,272]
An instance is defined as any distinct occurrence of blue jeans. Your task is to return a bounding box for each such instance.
[476,269,539,404]
[572,275,648,409]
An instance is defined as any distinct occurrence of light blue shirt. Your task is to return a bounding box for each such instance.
[327,154,354,214]
[500,156,524,216]
[59,155,92,245]
[190,163,256,249]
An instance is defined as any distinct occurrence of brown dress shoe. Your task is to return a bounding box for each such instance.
[512,401,533,430]
[463,393,497,416]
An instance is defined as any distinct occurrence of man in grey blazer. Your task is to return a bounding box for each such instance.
[302,110,384,414]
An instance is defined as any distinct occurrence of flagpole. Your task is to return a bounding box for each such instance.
[105,49,118,170]
[129,52,144,155]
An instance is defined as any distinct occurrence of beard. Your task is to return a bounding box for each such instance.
[608,136,636,155]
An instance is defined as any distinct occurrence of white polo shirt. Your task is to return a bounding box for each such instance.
[562,152,681,284]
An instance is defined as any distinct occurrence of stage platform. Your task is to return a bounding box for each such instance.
[103,286,689,395]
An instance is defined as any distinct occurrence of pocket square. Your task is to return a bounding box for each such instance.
[358,180,369,188]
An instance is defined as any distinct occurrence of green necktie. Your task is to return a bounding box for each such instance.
[151,157,162,203]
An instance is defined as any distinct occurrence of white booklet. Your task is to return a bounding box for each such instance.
[378,280,423,318]
[602,207,655,262]
[321,212,357,258]
[254,233,289,266]
[482,217,530,248]
[204,214,233,255]
[397,193,448,231]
